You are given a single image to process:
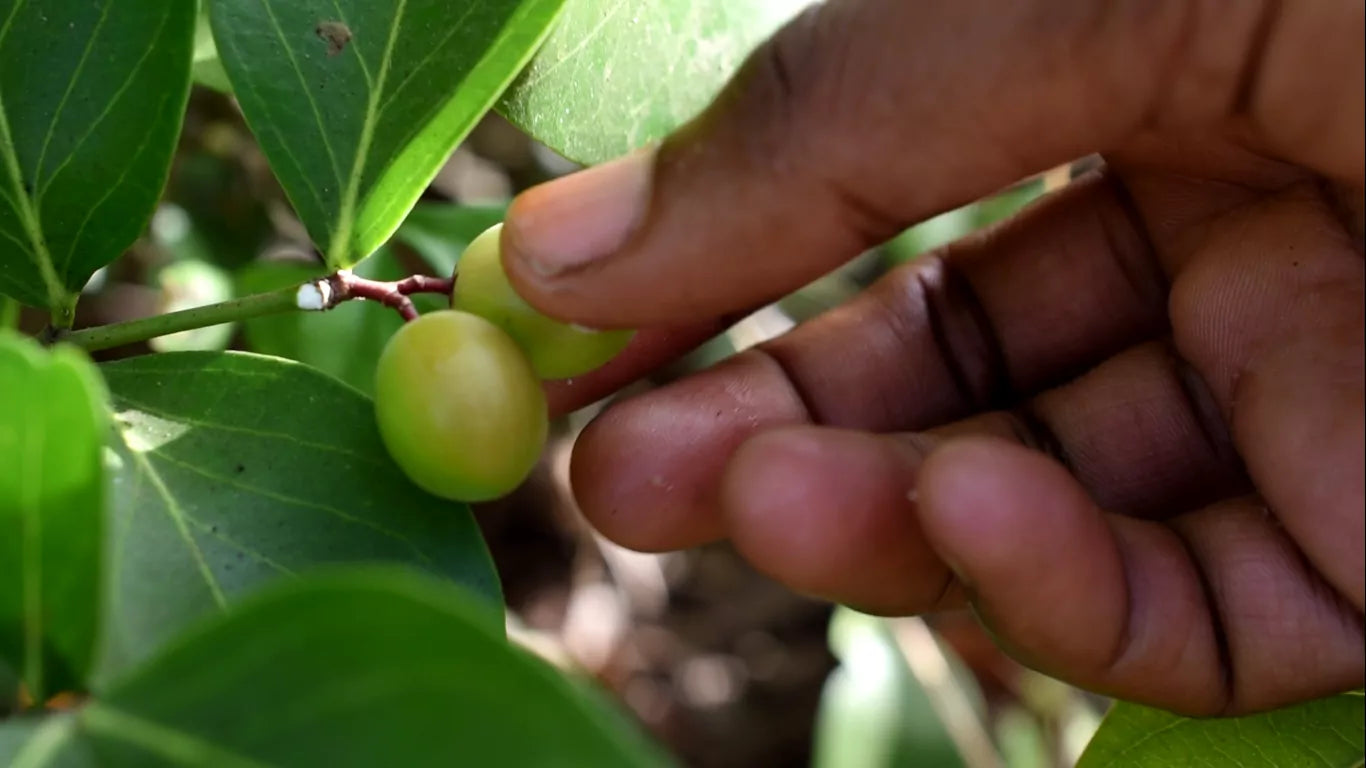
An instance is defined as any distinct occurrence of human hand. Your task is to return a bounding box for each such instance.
[503,0,1364,716]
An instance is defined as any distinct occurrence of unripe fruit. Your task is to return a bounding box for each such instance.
[452,223,634,380]
[374,310,548,502]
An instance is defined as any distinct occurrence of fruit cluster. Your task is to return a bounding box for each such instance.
[374,224,633,502]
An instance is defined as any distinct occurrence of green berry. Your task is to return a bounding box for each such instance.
[375,310,547,502]
[452,223,634,380]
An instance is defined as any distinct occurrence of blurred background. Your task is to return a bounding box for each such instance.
[10,88,1111,768]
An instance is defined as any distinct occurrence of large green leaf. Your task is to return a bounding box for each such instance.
[96,351,501,681]
[209,0,565,270]
[0,332,107,702]
[498,0,813,164]
[0,1,195,322]
[4,569,668,767]
[1077,694,1366,767]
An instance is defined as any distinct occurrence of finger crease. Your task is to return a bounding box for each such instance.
[1103,523,1141,675]
[828,179,909,247]
[928,569,960,613]
[1101,170,1170,311]
[913,257,1014,413]
[749,346,820,424]
[1166,342,1245,476]
[1169,522,1238,714]
[1006,403,1076,475]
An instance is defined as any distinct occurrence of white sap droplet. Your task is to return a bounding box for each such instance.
[295,281,331,310]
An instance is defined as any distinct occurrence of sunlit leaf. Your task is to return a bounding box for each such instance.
[209,0,565,269]
[499,0,814,164]
[0,332,107,702]
[1078,695,1366,767]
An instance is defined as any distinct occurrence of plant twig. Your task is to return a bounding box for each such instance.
[320,271,454,322]
[57,270,454,353]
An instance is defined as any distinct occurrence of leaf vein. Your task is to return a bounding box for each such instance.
[143,448,436,567]
[257,0,345,194]
[124,443,229,610]
[32,0,114,183]
[35,5,174,205]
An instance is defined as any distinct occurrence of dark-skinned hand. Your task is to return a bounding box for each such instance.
[504,0,1364,717]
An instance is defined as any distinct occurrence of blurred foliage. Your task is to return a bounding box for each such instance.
[813,609,972,768]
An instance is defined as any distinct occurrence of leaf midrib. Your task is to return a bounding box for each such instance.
[325,0,409,266]
[0,90,67,313]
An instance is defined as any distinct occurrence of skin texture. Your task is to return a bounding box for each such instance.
[375,311,548,502]
[516,0,1364,716]
[453,223,634,380]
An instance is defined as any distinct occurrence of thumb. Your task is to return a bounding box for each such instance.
[501,0,1363,328]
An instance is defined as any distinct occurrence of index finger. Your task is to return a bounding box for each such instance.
[501,0,1363,329]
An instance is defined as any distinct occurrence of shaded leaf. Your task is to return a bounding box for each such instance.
[395,201,506,277]
[209,0,566,269]
[499,0,814,164]
[15,569,668,767]
[0,1,195,321]
[1078,696,1366,768]
[96,351,501,681]
[0,332,107,701]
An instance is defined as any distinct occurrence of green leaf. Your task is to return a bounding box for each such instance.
[812,608,974,768]
[0,1,195,322]
[498,0,814,165]
[12,568,668,767]
[1077,695,1366,768]
[96,351,502,681]
[395,201,506,277]
[0,716,96,768]
[235,248,442,395]
[0,332,107,702]
[209,0,566,270]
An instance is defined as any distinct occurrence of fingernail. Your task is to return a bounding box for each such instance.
[505,148,655,278]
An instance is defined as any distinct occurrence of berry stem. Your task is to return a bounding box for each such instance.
[326,271,454,322]
[56,270,454,352]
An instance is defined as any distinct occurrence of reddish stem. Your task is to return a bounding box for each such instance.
[326,271,455,322]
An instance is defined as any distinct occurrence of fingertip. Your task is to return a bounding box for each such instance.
[569,399,725,552]
[721,426,954,613]
[567,353,808,552]
[500,151,656,325]
[915,437,1072,571]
